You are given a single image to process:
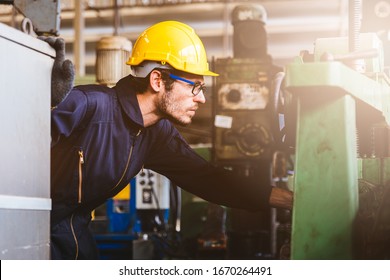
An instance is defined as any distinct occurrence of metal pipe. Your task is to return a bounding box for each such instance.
[113,0,119,36]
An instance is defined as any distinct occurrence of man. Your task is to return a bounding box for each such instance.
[48,21,292,259]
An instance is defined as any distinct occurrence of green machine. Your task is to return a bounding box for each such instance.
[285,31,390,259]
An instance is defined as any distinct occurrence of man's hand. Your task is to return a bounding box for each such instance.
[38,36,75,108]
[269,187,293,210]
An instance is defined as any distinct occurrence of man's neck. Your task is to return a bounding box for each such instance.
[136,92,161,127]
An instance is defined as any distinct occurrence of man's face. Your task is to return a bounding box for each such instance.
[157,72,206,125]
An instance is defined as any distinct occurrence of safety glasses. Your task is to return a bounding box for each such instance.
[169,73,206,96]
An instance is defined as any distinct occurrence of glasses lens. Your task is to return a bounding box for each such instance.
[193,83,206,96]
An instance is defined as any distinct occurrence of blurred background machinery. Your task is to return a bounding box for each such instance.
[95,0,132,87]
[95,35,132,87]
[212,4,288,260]
[91,170,173,260]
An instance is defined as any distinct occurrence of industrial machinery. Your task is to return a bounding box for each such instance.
[135,169,170,233]
[212,4,286,259]
[285,0,390,259]
[0,21,54,259]
[92,169,173,259]
[95,36,132,87]
[213,56,287,259]
[213,58,282,165]
[0,0,60,35]
[95,0,132,87]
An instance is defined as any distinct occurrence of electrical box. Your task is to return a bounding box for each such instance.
[135,169,170,210]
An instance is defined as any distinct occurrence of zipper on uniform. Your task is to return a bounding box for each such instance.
[110,129,141,192]
[78,149,84,203]
[70,213,79,260]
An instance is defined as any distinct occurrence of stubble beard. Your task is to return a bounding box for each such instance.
[158,90,193,126]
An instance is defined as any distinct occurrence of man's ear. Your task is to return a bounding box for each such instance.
[149,70,162,93]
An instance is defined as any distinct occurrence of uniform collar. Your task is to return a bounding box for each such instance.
[114,75,145,128]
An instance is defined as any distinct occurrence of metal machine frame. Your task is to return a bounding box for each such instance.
[285,34,390,259]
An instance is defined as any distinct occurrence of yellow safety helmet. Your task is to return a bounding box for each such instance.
[127,21,218,77]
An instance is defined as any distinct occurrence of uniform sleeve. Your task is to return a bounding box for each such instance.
[51,88,88,147]
[144,121,273,211]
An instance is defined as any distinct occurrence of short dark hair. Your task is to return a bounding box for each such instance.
[157,68,175,92]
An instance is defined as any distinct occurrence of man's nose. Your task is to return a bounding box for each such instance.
[193,90,206,104]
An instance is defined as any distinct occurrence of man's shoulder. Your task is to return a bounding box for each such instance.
[72,84,118,106]
[74,84,115,96]
[69,84,119,118]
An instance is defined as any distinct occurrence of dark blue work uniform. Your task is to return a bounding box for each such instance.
[50,75,272,259]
